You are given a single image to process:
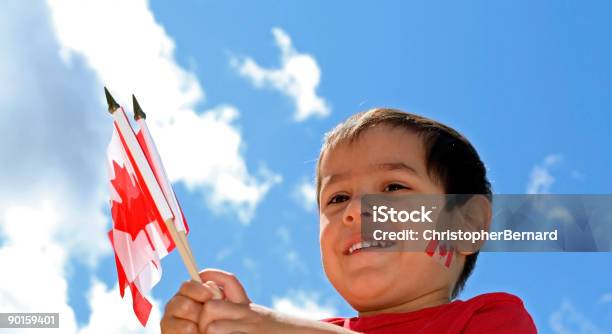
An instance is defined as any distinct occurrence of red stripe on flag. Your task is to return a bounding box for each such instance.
[135,123,189,233]
[108,231,128,298]
[129,281,153,326]
[113,121,175,252]
[135,130,162,194]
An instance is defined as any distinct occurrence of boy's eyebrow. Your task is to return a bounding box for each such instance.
[321,162,419,190]
[375,162,419,175]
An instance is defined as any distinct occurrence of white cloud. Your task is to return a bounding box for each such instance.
[152,106,282,223]
[0,1,162,331]
[1,0,110,267]
[215,247,234,262]
[571,170,585,181]
[0,1,275,333]
[272,291,337,320]
[0,202,78,334]
[0,201,157,333]
[549,300,604,334]
[232,27,331,121]
[600,293,612,304]
[284,250,308,273]
[274,226,307,273]
[276,226,292,244]
[243,257,257,271]
[77,280,161,334]
[527,154,562,194]
[46,0,280,223]
[293,179,318,212]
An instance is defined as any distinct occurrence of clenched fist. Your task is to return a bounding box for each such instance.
[160,269,250,334]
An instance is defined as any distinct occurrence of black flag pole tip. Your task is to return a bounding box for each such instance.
[132,94,147,120]
[104,86,120,114]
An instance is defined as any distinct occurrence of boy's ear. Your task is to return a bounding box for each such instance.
[455,195,492,255]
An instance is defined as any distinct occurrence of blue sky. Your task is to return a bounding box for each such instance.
[1,1,611,333]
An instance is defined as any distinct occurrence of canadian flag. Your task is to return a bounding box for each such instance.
[106,96,191,326]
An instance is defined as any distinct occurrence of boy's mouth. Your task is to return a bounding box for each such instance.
[346,240,395,255]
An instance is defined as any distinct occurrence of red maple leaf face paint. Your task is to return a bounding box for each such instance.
[425,239,455,268]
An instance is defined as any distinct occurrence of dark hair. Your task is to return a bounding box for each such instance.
[315,108,492,298]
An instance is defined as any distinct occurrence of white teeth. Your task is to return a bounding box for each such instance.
[348,240,393,254]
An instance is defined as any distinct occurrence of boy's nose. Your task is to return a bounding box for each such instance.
[342,197,362,226]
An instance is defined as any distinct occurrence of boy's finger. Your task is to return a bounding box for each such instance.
[165,295,202,322]
[178,280,215,303]
[198,269,250,304]
[206,319,247,334]
[160,316,199,334]
[198,300,247,334]
[205,280,224,300]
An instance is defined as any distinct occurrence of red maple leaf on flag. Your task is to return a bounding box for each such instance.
[107,127,176,326]
[110,160,156,240]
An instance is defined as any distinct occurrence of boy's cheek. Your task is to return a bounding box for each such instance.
[318,225,337,265]
[397,251,459,282]
[318,216,339,246]
[318,214,332,232]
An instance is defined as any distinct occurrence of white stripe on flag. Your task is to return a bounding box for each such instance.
[112,229,156,283]
[137,119,187,232]
[146,222,169,258]
[107,129,126,204]
[133,259,162,295]
[113,108,174,222]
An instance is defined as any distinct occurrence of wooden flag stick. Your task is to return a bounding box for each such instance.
[178,231,198,271]
[130,94,201,282]
[165,219,201,282]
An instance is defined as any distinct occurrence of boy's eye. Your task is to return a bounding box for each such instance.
[384,183,409,192]
[328,194,350,205]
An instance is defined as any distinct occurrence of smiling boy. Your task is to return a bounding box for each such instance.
[161,108,537,333]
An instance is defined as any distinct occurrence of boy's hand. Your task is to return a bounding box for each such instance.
[163,269,356,334]
[198,300,281,334]
[199,301,359,334]
[198,269,251,304]
[160,269,249,334]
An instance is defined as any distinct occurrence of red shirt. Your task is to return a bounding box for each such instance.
[321,292,537,333]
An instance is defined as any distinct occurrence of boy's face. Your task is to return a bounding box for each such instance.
[318,124,464,313]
